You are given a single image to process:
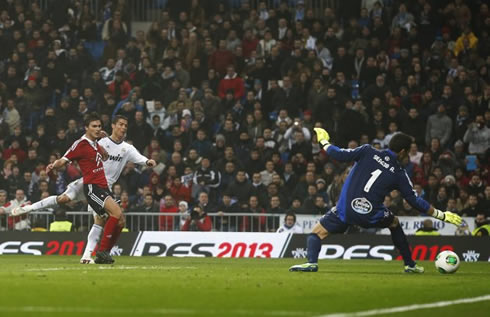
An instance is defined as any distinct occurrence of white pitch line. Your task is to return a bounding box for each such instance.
[23,266,197,272]
[317,294,490,317]
[0,306,310,316]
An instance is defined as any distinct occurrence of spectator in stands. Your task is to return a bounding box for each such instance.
[391,4,415,32]
[181,205,212,231]
[159,195,178,231]
[461,194,481,217]
[284,119,311,151]
[244,195,266,232]
[426,103,453,148]
[454,26,478,57]
[129,193,160,231]
[190,129,213,158]
[481,186,490,213]
[209,39,235,77]
[472,213,490,236]
[277,212,303,233]
[216,193,241,231]
[415,219,440,236]
[227,169,253,208]
[2,99,21,134]
[0,190,8,226]
[260,161,276,186]
[127,111,153,152]
[108,71,131,102]
[463,114,490,155]
[0,189,29,230]
[466,174,485,199]
[218,65,245,100]
[192,156,220,200]
[99,58,117,85]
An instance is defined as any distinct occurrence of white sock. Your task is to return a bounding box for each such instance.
[82,224,103,258]
[28,195,58,211]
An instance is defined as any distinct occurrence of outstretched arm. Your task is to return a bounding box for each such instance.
[46,158,68,173]
[398,171,462,226]
[314,127,367,162]
[129,145,156,167]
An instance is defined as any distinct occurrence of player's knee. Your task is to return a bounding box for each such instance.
[389,216,400,229]
[311,223,329,239]
[94,215,105,226]
[56,195,71,205]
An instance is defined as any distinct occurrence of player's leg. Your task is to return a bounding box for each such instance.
[290,209,348,272]
[11,195,59,215]
[107,213,125,250]
[388,217,424,273]
[308,223,329,260]
[84,184,121,264]
[80,210,106,264]
[289,224,328,272]
[12,179,83,215]
[96,196,123,264]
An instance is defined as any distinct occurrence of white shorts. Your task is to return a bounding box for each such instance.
[63,178,111,218]
[63,178,85,202]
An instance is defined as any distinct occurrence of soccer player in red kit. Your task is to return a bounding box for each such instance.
[47,113,122,264]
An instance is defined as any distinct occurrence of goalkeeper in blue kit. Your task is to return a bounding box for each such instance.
[289,129,462,273]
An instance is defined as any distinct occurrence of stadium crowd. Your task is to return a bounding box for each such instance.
[0,0,489,232]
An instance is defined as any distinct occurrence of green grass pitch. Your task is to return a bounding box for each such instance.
[0,256,489,317]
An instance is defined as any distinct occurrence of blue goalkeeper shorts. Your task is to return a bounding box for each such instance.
[320,207,395,233]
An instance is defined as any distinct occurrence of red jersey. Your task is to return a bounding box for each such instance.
[62,136,108,188]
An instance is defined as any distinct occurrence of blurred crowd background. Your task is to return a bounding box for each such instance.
[0,0,488,232]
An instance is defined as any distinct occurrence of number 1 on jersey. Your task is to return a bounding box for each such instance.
[364,169,382,192]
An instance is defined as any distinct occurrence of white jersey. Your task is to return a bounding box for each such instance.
[276,223,304,234]
[98,137,148,188]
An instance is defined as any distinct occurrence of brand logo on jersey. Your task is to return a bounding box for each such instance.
[351,197,373,214]
[95,152,103,167]
[108,154,123,162]
[384,156,390,161]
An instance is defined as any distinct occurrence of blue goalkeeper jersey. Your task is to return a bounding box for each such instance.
[326,144,430,226]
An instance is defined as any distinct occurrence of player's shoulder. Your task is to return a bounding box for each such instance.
[98,136,110,144]
[69,137,88,150]
[360,144,374,152]
[125,142,140,153]
[355,144,375,156]
[100,137,131,148]
[98,136,122,146]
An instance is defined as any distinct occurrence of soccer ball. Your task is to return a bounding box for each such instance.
[435,250,460,274]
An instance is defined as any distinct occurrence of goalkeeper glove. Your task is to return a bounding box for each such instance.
[313,128,331,149]
[432,209,462,226]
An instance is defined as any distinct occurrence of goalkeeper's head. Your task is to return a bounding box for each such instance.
[388,133,413,166]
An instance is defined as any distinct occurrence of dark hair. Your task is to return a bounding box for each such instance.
[388,133,412,153]
[84,112,101,127]
[284,212,296,222]
[112,115,128,124]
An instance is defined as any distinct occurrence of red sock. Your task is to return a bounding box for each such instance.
[99,216,119,251]
[108,224,124,249]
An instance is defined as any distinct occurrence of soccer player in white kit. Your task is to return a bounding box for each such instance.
[12,115,156,263]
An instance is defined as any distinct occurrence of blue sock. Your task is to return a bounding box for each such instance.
[390,225,415,267]
[307,233,322,264]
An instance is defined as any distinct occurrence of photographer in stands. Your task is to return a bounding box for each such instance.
[181,205,212,231]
